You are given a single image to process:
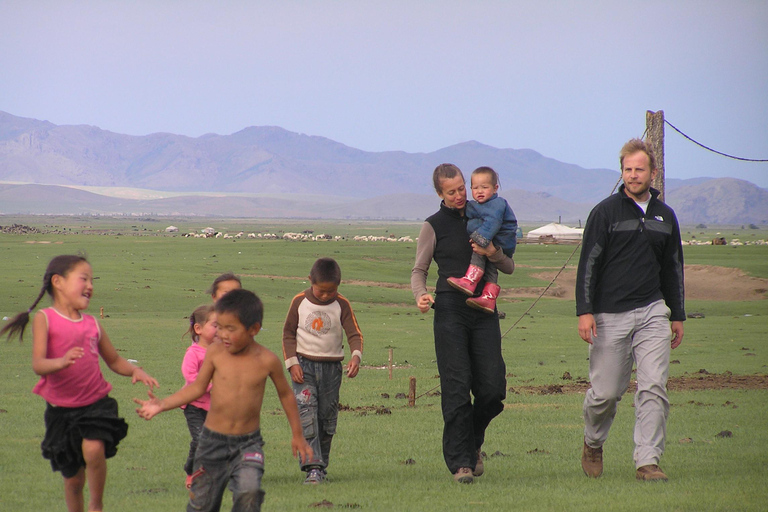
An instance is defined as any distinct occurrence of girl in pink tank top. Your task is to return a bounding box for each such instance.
[1,254,159,512]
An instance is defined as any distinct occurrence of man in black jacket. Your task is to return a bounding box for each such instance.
[576,138,685,482]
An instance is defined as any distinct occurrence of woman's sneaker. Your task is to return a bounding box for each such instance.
[304,468,326,485]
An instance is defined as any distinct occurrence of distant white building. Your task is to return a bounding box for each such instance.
[165,225,179,232]
[526,222,583,241]
[202,227,216,235]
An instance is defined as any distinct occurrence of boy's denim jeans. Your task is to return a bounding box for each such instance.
[187,427,265,512]
[293,356,343,471]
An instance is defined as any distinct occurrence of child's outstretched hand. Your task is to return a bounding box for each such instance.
[133,390,163,420]
[346,355,360,378]
[292,435,313,465]
[131,367,160,390]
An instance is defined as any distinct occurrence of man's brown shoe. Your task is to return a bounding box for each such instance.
[636,464,668,481]
[473,450,485,477]
[581,441,603,478]
[454,467,474,484]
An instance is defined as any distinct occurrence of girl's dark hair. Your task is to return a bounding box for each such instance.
[1,254,88,342]
[184,304,215,342]
[206,272,242,296]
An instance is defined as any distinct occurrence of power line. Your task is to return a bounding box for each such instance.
[665,120,768,162]
[419,114,767,399]
[501,241,581,340]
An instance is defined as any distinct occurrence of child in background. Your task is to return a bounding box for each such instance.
[282,257,363,485]
[0,254,158,512]
[176,275,237,489]
[447,166,518,313]
[135,289,312,511]
[208,272,242,302]
[181,304,218,488]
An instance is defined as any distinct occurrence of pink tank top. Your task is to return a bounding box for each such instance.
[32,308,112,407]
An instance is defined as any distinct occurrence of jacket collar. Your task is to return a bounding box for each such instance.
[439,200,465,218]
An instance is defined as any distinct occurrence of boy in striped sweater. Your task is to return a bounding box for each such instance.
[282,257,363,485]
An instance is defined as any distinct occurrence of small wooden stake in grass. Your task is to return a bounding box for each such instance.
[388,348,393,380]
[100,306,104,319]
[408,376,416,407]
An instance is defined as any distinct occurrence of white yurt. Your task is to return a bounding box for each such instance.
[526,222,583,241]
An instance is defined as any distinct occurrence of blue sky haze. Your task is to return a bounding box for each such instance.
[2,1,766,187]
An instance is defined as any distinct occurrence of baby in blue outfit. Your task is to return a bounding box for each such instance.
[447,166,517,313]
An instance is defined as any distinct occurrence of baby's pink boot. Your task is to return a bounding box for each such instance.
[466,283,500,314]
[447,265,484,296]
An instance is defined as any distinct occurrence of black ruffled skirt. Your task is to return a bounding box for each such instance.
[41,395,128,478]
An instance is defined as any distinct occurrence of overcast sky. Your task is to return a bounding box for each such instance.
[2,1,767,187]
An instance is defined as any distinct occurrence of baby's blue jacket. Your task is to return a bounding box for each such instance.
[466,193,518,256]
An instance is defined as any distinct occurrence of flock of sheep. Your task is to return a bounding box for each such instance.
[683,237,767,246]
[179,229,414,243]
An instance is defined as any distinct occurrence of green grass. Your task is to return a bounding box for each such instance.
[1,217,767,511]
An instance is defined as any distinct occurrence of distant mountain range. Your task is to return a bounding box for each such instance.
[1,111,766,224]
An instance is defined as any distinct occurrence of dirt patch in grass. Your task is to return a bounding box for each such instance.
[508,264,768,301]
[246,264,768,302]
[681,264,768,301]
[340,279,411,289]
[339,403,393,415]
[510,372,768,395]
[242,274,412,290]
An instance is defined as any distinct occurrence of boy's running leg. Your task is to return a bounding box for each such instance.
[187,428,232,512]
[230,431,266,512]
[82,439,106,512]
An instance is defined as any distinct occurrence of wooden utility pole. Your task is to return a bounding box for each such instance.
[645,110,666,202]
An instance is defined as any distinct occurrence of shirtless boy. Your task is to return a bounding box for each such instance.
[135,289,312,512]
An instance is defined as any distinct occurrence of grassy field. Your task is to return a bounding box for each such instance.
[1,216,766,511]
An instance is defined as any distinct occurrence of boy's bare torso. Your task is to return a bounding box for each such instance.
[205,341,273,435]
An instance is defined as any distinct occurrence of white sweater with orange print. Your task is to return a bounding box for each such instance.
[282,288,363,369]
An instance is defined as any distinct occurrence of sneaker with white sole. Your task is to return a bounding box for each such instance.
[304,468,325,485]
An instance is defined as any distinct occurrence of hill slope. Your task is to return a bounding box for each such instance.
[667,178,768,225]
[0,111,620,203]
[0,111,765,223]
